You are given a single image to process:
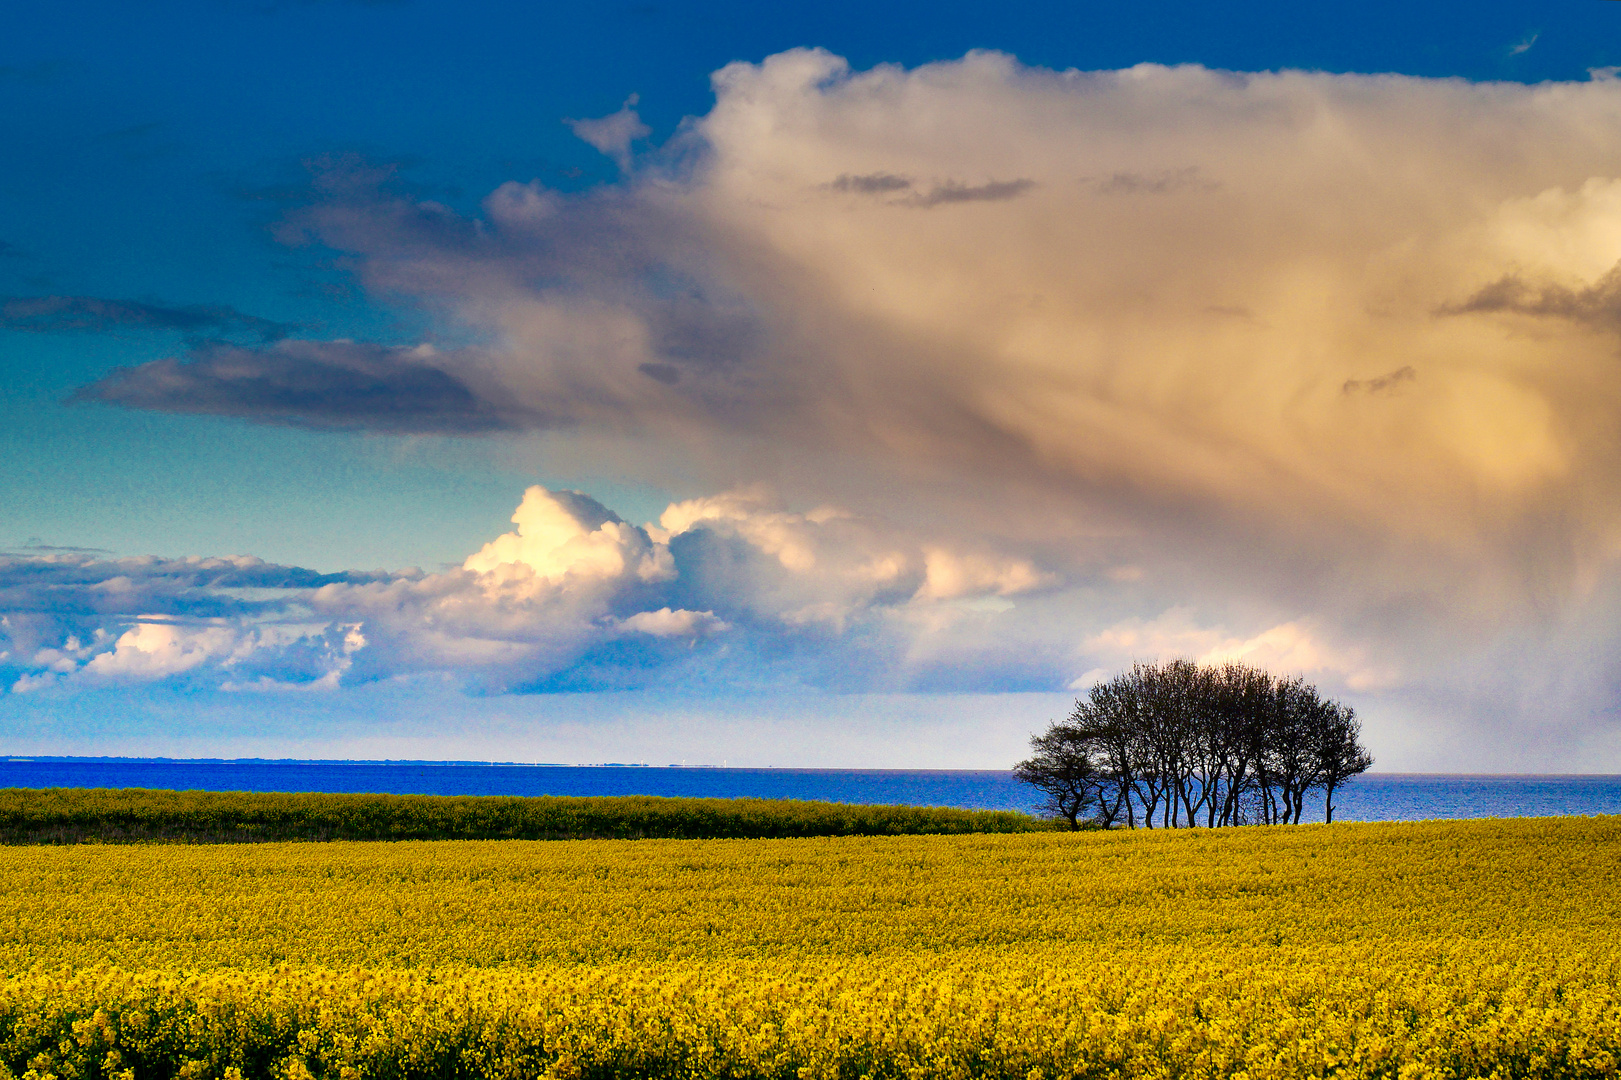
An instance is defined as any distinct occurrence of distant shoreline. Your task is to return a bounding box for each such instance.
[3,762,1620,822]
[3,756,1619,778]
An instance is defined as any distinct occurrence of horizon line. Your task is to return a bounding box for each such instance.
[1,756,1619,779]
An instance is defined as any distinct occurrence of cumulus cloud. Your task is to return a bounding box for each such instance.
[84,621,247,680]
[0,553,387,693]
[62,50,1621,752]
[464,486,673,587]
[1,486,1052,695]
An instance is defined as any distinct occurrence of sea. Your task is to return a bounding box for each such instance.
[1,758,1619,823]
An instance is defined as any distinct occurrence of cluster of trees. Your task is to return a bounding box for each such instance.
[1015,659,1373,830]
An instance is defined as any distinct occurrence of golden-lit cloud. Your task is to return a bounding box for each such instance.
[247,53,1621,613]
[667,53,1621,592]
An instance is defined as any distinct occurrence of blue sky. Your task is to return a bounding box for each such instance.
[5,1,1621,768]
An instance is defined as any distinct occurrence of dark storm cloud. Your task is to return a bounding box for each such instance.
[826,174,1034,206]
[1343,367,1417,395]
[638,362,681,385]
[904,179,1035,207]
[73,340,529,434]
[828,172,914,194]
[0,295,291,341]
[1438,266,1621,332]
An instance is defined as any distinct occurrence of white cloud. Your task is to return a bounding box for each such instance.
[464,486,674,589]
[1081,607,1400,692]
[2,485,1054,694]
[916,546,1049,601]
[83,620,243,679]
[618,608,728,637]
[10,672,58,694]
[566,94,651,171]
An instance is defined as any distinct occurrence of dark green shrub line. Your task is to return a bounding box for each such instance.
[0,787,1046,844]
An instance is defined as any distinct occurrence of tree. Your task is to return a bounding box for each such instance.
[1012,723,1101,830]
[1017,659,1373,829]
[1264,677,1320,825]
[1086,673,1160,828]
[1312,702,1373,824]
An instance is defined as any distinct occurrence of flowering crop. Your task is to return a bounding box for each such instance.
[0,817,1618,1078]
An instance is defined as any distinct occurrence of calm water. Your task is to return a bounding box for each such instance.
[1,759,1619,822]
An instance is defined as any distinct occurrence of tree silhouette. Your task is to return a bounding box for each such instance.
[1016,659,1373,828]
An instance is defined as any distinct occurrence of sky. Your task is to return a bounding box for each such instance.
[5,0,1621,769]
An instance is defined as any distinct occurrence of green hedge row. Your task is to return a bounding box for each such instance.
[0,787,1044,843]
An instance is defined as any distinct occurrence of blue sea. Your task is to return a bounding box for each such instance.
[1,759,1619,823]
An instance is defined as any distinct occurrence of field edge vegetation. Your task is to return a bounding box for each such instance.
[0,787,1045,844]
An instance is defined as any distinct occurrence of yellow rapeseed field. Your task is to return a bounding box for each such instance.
[1,817,1618,1078]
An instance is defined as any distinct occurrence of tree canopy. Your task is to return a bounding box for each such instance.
[1015,659,1373,829]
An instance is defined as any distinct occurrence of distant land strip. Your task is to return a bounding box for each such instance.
[0,788,1047,844]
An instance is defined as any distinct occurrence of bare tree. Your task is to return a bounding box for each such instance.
[1264,677,1320,825]
[1089,672,1165,828]
[1012,723,1101,830]
[1017,659,1373,829]
[1313,702,1374,824]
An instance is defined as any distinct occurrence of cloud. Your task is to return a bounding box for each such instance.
[566,94,652,171]
[915,547,1051,601]
[1342,366,1416,395]
[1,486,1053,695]
[903,178,1036,207]
[829,172,914,194]
[148,51,1621,590]
[62,50,1621,754]
[1,295,291,340]
[1439,268,1621,332]
[0,553,380,694]
[1089,166,1216,195]
[618,607,727,637]
[83,621,246,680]
[74,339,527,433]
[462,486,673,588]
[1079,608,1399,692]
[826,172,1035,206]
